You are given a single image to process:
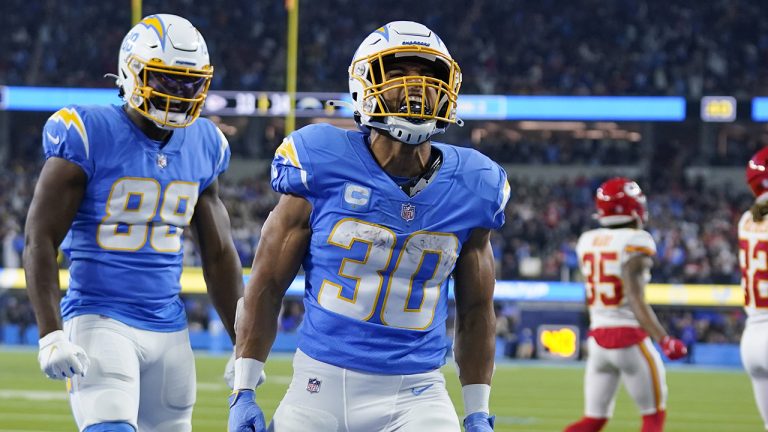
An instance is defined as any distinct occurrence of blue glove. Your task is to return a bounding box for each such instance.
[463,412,495,431]
[228,390,266,432]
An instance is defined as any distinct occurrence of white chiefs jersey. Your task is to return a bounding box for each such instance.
[738,211,768,324]
[576,227,656,329]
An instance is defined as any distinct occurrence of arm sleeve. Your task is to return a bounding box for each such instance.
[270,132,315,200]
[42,107,94,179]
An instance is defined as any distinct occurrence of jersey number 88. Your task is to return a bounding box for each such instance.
[96,177,199,253]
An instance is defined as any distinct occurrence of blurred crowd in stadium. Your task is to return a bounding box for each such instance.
[1,0,764,357]
[0,157,752,357]
[3,0,767,96]
[0,159,753,285]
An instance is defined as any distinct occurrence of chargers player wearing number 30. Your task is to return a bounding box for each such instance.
[564,178,687,432]
[229,21,508,432]
[739,148,768,431]
[24,14,245,432]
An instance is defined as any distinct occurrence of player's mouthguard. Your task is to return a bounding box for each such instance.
[398,100,432,124]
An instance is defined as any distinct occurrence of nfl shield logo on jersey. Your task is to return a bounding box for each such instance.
[156,152,168,169]
[401,203,416,221]
[306,377,321,394]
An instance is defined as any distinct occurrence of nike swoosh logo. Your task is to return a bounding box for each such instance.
[46,131,61,145]
[411,384,433,396]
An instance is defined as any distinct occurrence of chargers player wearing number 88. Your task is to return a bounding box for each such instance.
[24,14,245,432]
[740,147,768,432]
[229,21,508,432]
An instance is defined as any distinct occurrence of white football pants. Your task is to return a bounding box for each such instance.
[741,320,768,430]
[269,349,460,432]
[583,337,667,418]
[63,314,196,432]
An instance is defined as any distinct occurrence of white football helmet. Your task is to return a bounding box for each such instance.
[116,14,212,129]
[349,21,462,145]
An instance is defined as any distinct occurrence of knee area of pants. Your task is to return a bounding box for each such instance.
[83,422,135,432]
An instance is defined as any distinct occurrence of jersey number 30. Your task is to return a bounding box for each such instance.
[319,219,459,331]
[97,177,199,253]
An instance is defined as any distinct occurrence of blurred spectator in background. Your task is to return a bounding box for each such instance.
[495,303,516,358]
[516,328,535,359]
[2,221,23,268]
[279,300,304,333]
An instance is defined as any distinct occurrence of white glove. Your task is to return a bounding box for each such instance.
[38,330,90,380]
[224,349,266,389]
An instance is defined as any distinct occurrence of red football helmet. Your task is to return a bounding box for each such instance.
[747,147,768,202]
[595,177,647,227]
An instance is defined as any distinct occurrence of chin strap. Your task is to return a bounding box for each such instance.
[103,73,120,82]
[326,99,356,110]
[104,73,125,98]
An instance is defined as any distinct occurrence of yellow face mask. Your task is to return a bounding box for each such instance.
[125,55,213,128]
[349,46,462,125]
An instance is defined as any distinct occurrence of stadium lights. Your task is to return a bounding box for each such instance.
[701,96,737,122]
[753,97,768,121]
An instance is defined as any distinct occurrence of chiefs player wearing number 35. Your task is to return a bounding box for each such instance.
[564,177,686,432]
[740,147,768,432]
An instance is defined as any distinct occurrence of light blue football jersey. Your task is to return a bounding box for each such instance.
[42,105,230,331]
[271,123,510,374]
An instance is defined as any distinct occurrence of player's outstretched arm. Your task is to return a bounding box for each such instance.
[192,179,243,343]
[453,228,496,431]
[24,157,90,379]
[237,193,311,362]
[228,194,310,432]
[623,255,687,359]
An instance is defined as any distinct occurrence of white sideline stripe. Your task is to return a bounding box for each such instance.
[0,429,63,432]
[0,389,67,401]
[0,376,295,401]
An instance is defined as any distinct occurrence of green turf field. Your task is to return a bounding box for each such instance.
[0,349,761,431]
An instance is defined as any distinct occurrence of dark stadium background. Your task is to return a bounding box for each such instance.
[1,3,768,429]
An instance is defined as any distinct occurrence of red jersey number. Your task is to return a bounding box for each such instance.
[583,252,623,306]
[740,239,768,308]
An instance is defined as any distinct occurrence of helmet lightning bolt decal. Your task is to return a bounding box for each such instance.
[374,25,390,41]
[139,15,166,49]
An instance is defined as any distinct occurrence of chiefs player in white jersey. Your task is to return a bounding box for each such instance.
[740,148,768,431]
[564,177,687,432]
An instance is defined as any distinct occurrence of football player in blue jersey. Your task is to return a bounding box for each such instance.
[24,14,244,432]
[229,21,508,432]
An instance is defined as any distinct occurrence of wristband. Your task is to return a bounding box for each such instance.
[233,357,265,390]
[462,384,491,417]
